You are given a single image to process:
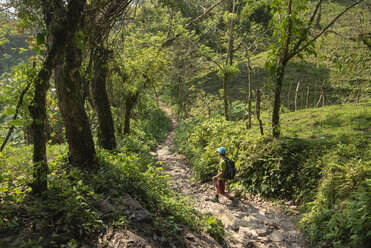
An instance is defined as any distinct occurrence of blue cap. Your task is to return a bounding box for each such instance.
[217,147,226,155]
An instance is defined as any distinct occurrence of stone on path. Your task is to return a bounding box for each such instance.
[269,231,285,242]
[243,215,264,229]
[215,210,236,227]
[124,193,153,223]
[238,227,259,238]
[99,200,116,213]
[108,230,159,248]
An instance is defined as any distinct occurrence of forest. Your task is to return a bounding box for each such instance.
[0,0,370,247]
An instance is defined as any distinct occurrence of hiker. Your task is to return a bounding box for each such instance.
[207,147,237,206]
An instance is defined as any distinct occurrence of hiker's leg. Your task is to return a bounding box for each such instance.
[221,192,232,199]
[207,182,219,202]
[216,180,226,196]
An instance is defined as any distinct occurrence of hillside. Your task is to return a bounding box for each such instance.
[194,0,370,111]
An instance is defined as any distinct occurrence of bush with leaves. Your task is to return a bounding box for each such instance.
[300,137,371,248]
[174,101,371,247]
[0,104,207,246]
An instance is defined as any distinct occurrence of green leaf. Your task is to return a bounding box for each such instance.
[207,216,216,225]
[10,119,24,126]
[4,108,16,116]
[34,46,40,55]
[0,114,6,123]
[36,32,45,46]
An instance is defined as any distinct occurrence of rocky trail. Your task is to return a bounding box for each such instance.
[152,104,309,248]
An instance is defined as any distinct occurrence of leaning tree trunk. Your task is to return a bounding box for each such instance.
[90,46,116,150]
[55,45,96,167]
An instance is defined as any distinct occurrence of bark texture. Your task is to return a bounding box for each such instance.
[255,87,264,136]
[29,68,51,193]
[28,0,87,193]
[272,64,286,138]
[90,47,116,150]
[55,45,95,167]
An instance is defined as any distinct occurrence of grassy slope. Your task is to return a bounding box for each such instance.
[281,100,371,138]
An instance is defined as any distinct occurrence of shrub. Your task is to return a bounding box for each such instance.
[174,103,371,247]
[300,138,371,248]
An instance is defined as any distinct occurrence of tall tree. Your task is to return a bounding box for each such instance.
[55,43,95,167]
[199,0,241,121]
[239,0,272,127]
[87,0,134,149]
[111,16,168,135]
[10,0,87,193]
[267,0,365,138]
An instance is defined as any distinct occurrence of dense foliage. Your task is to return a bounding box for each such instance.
[0,107,209,247]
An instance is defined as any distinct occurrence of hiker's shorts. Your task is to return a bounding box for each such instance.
[216,179,225,194]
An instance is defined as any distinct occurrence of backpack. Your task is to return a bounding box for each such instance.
[223,157,236,180]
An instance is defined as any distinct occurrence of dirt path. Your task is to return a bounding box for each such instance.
[153,104,308,248]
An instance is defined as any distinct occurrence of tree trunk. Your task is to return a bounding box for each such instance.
[26,0,87,193]
[272,64,286,138]
[356,85,362,103]
[223,74,230,121]
[316,87,323,108]
[314,83,317,107]
[301,87,305,109]
[90,46,116,150]
[222,0,235,121]
[267,83,271,110]
[295,82,300,111]
[287,81,294,110]
[247,56,252,129]
[255,87,264,135]
[316,4,322,28]
[322,89,325,107]
[123,92,139,134]
[55,45,96,167]
[28,68,51,194]
[306,85,311,108]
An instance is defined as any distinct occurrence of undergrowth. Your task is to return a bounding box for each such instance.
[0,106,208,247]
[174,100,371,247]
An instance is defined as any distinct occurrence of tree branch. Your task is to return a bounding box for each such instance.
[287,0,323,59]
[1,82,32,152]
[162,0,227,47]
[282,0,293,64]
[294,0,365,58]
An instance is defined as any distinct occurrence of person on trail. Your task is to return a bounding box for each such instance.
[207,147,237,206]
